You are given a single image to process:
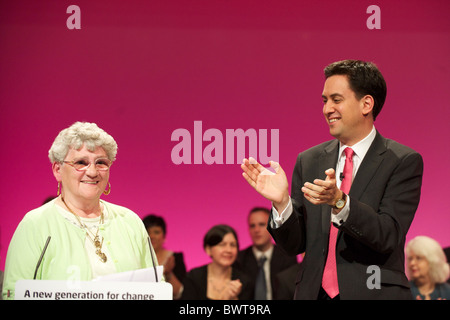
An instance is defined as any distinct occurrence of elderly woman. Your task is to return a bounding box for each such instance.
[406,236,450,300]
[2,122,158,300]
[181,224,253,300]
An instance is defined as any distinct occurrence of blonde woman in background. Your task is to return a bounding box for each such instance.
[406,236,450,300]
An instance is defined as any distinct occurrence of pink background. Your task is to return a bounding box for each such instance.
[1,0,449,272]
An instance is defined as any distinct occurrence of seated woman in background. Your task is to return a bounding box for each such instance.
[181,224,252,300]
[143,214,186,299]
[406,235,450,300]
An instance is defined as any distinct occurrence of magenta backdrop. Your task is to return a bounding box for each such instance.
[1,0,449,272]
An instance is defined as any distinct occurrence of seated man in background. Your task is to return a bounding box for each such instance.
[234,207,298,300]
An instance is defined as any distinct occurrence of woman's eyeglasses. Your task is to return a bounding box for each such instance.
[63,158,112,171]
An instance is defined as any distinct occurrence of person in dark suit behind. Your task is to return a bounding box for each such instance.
[274,262,302,300]
[241,60,423,300]
[234,207,298,300]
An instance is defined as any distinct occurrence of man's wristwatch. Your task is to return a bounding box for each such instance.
[333,192,347,210]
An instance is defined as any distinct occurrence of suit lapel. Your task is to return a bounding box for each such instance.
[318,132,387,248]
[320,140,340,235]
[349,131,386,200]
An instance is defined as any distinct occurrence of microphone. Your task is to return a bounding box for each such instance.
[339,172,344,181]
[34,236,51,280]
[147,237,159,282]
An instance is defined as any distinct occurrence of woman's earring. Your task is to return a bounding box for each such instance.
[103,182,111,195]
[57,182,61,196]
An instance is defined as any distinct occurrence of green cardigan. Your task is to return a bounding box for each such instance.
[3,199,156,300]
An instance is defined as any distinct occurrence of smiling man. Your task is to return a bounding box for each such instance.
[241,60,424,300]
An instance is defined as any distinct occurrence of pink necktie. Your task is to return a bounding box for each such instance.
[322,147,354,298]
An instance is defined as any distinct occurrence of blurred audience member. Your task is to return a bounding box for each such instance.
[406,236,450,300]
[143,214,186,299]
[444,247,450,284]
[274,263,302,300]
[181,224,252,300]
[234,207,297,299]
[42,196,56,204]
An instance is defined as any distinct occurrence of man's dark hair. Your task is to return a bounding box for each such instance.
[324,60,387,120]
[248,207,271,217]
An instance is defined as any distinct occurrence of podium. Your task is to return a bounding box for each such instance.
[15,280,173,300]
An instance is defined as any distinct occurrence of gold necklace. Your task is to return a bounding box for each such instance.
[207,265,232,293]
[61,197,107,263]
[209,279,228,293]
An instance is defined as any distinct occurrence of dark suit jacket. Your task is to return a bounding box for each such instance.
[268,131,423,300]
[234,245,298,299]
[274,263,302,300]
[180,265,253,300]
[172,252,187,283]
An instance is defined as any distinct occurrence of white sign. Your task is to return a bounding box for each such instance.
[15,280,173,300]
[94,266,164,282]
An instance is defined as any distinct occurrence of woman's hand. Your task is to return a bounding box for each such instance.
[221,279,242,300]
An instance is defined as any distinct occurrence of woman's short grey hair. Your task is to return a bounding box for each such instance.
[406,236,450,284]
[48,122,118,163]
